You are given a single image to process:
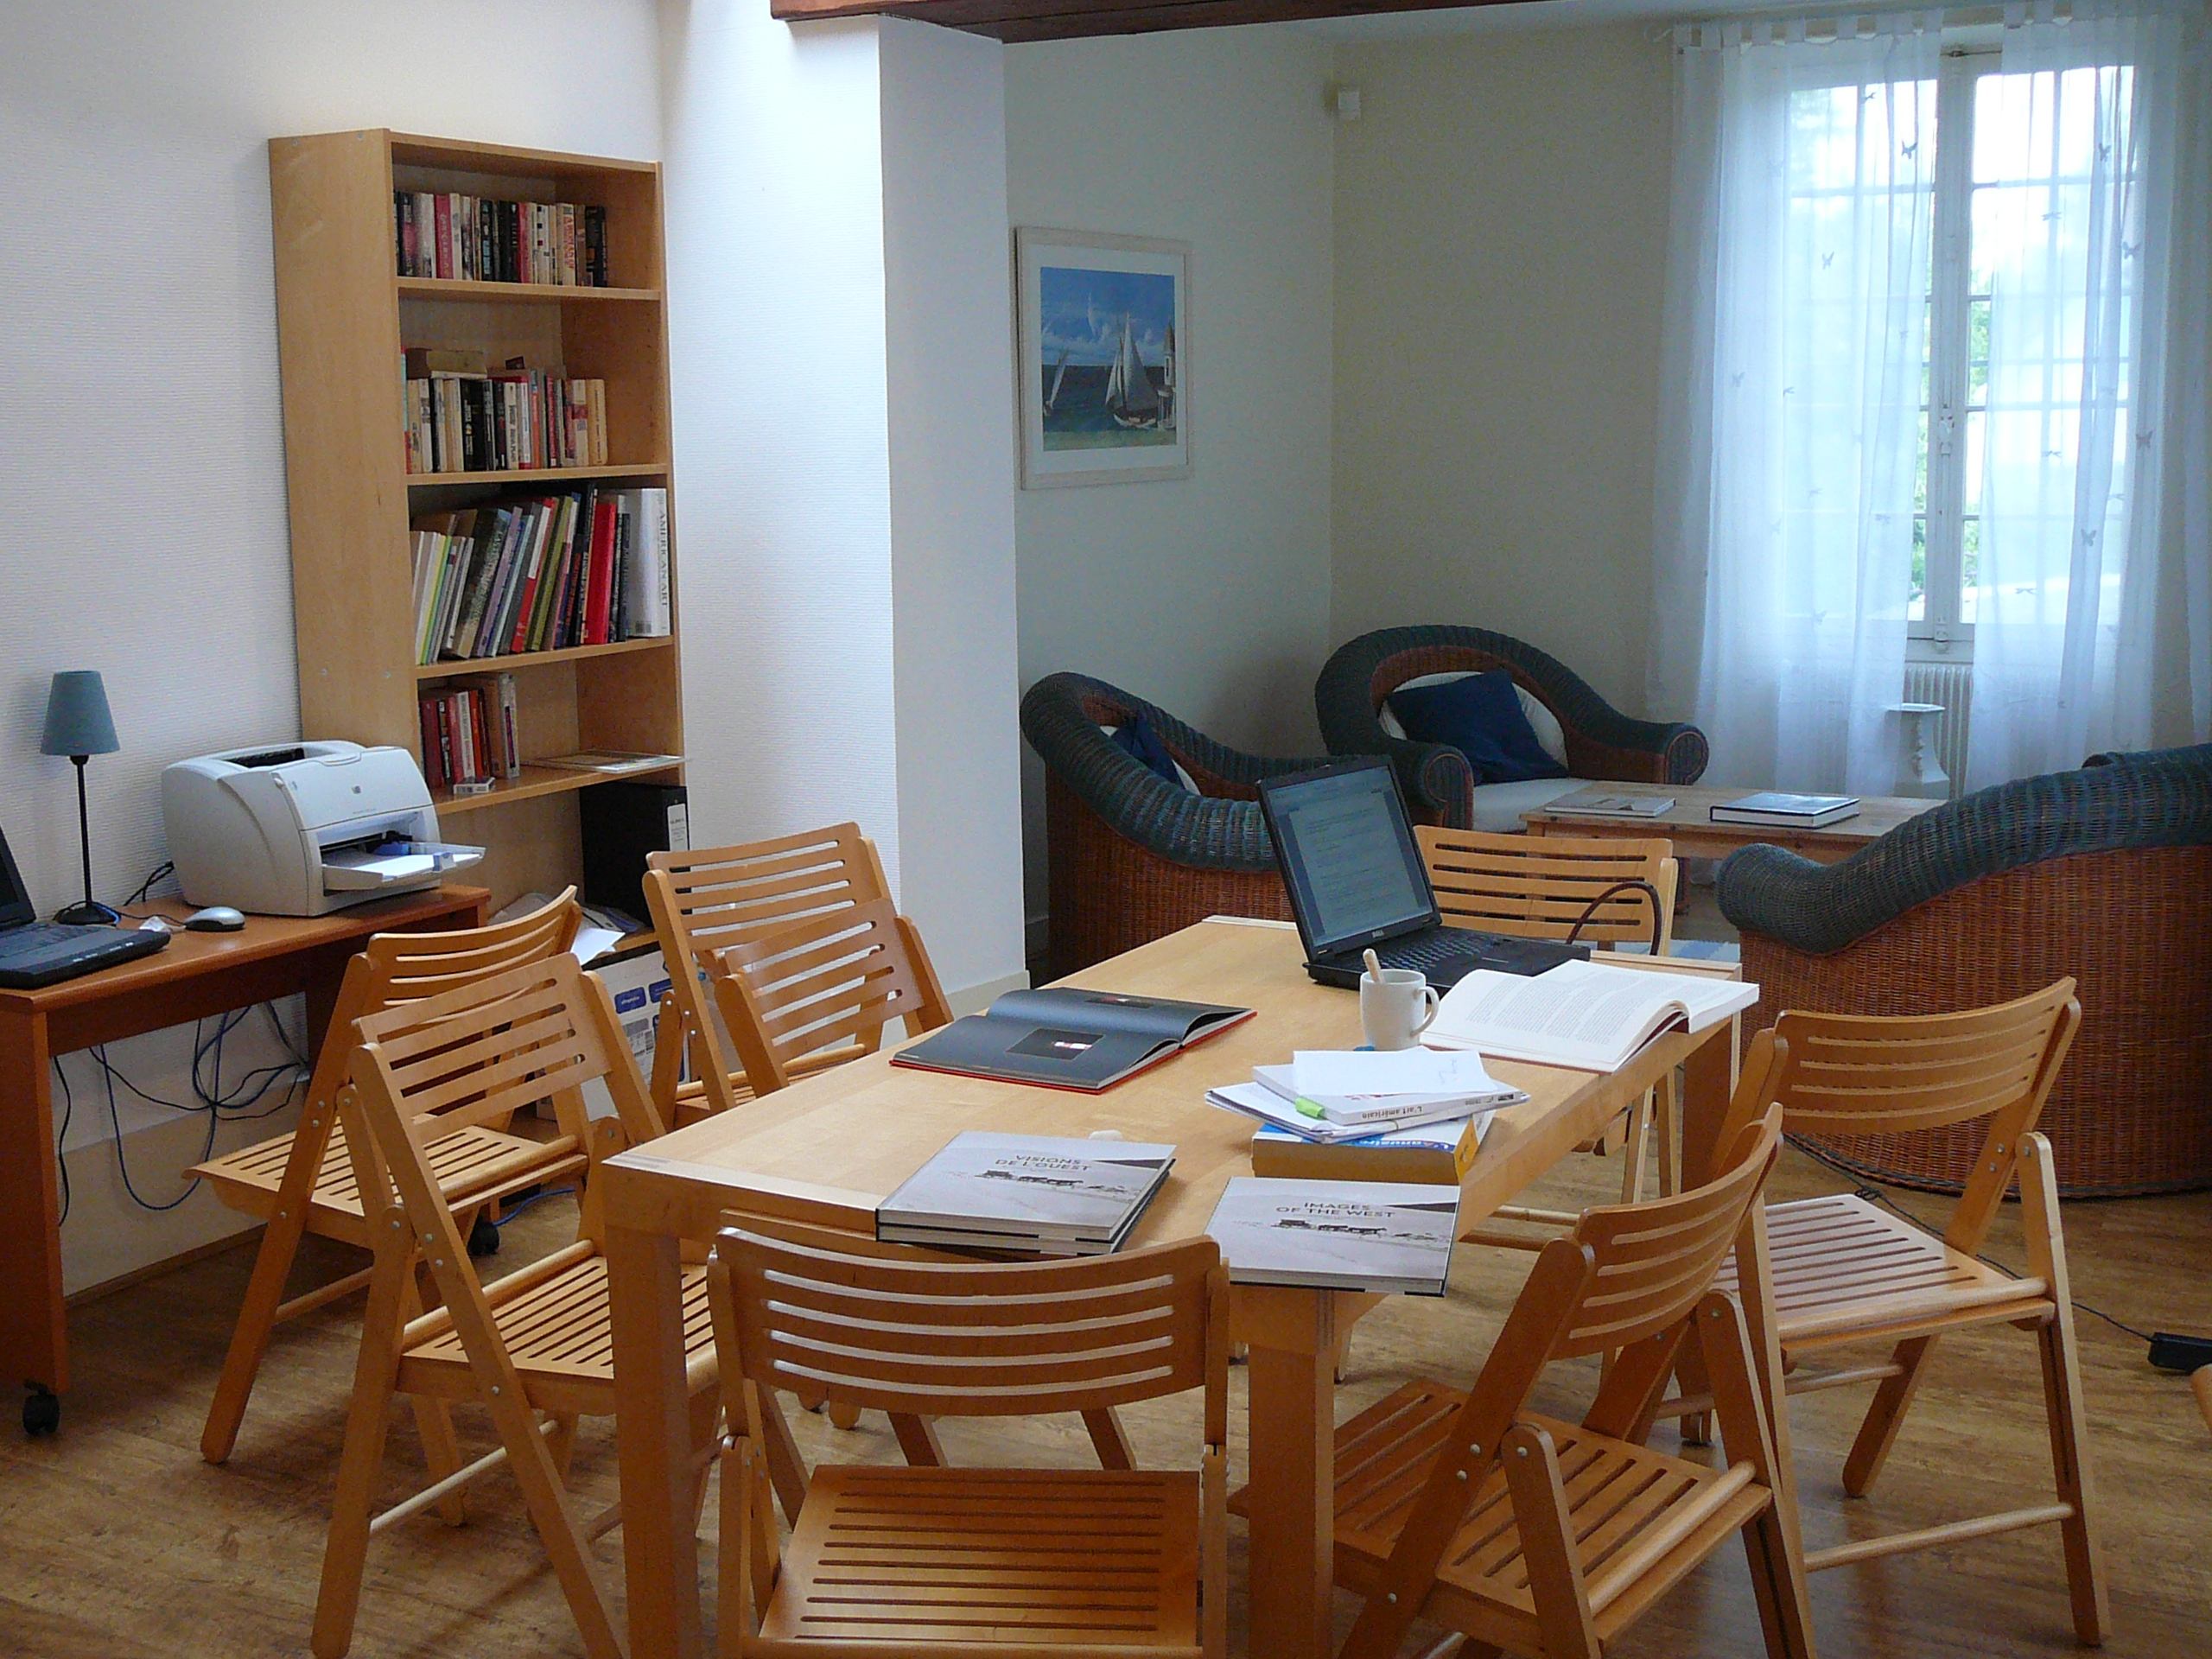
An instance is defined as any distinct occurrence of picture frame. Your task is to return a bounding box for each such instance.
[1014,227,1190,488]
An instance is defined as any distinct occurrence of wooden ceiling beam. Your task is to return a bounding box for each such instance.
[769,0,1528,44]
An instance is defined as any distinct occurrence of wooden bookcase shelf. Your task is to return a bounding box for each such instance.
[396,276,663,304]
[434,760,683,817]
[406,462,670,488]
[412,636,674,681]
[269,129,683,914]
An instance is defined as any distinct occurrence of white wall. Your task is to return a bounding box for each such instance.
[664,3,1027,1002]
[880,19,1029,1003]
[1004,28,1338,940]
[0,0,664,1290]
[1329,24,1675,717]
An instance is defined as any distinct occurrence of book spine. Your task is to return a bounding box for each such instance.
[494,672,520,778]
[434,193,452,281]
[468,689,491,781]
[416,696,444,791]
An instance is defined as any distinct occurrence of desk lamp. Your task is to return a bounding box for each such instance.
[41,670,121,926]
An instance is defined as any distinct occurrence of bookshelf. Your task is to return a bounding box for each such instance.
[267,130,682,914]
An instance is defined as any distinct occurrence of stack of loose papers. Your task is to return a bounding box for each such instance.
[1208,1048,1526,1143]
[1207,1178,1461,1295]
[876,1131,1176,1256]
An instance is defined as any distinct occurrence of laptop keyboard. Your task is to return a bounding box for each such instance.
[1380,932,1484,970]
[0,926,90,961]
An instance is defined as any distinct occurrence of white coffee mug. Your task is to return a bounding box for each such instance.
[1361,967,1440,1051]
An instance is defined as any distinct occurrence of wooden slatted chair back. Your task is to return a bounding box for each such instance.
[716,1231,1226,1433]
[1554,1103,1785,1361]
[1751,976,2082,1260]
[363,889,582,1004]
[347,953,662,1243]
[643,823,892,1117]
[709,898,952,1094]
[1416,825,1678,951]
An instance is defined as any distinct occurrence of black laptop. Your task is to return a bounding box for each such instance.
[1255,757,1588,990]
[0,822,168,989]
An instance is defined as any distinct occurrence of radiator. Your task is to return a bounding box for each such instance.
[1901,660,1973,798]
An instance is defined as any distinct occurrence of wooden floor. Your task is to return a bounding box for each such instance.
[3,1143,2207,1659]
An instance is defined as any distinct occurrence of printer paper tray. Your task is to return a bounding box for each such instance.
[322,840,486,892]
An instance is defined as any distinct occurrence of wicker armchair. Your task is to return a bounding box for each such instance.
[1719,745,2212,1197]
[1021,673,1331,976]
[1313,626,1708,830]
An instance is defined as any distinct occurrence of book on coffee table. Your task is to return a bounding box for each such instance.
[1206,1177,1461,1294]
[877,1131,1176,1255]
[1709,791,1860,827]
[1542,791,1676,818]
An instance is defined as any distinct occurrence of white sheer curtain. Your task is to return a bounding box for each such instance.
[1967,1,2212,785]
[1650,17,1937,794]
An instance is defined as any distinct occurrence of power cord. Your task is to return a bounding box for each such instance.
[118,860,176,922]
[74,1003,311,1213]
[52,1062,73,1227]
[493,1186,577,1228]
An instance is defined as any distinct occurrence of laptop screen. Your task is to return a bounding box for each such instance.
[1258,760,1437,958]
[0,822,35,930]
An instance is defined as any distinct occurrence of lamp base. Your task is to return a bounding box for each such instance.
[54,899,121,928]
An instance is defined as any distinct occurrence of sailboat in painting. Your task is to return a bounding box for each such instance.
[1103,313,1163,430]
[1043,346,1071,417]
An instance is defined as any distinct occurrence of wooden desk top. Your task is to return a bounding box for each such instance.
[1523,783,1938,849]
[601,918,1714,1247]
[0,885,490,1015]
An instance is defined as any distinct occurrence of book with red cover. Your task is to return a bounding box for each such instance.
[583,498,619,645]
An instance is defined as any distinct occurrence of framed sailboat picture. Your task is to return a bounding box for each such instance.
[1015,228,1190,487]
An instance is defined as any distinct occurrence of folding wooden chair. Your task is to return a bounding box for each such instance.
[709,896,951,1096]
[1419,825,1681,1234]
[714,1210,1153,1527]
[642,823,901,1126]
[1249,1086,1810,1659]
[709,1228,1230,1658]
[312,953,720,1659]
[194,889,585,1464]
[1681,978,2107,1643]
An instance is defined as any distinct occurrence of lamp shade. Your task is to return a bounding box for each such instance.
[41,671,119,759]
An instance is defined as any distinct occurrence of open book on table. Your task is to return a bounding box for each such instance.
[891,987,1252,1092]
[1425,957,1757,1072]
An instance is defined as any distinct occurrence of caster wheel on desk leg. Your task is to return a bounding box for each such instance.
[23,1386,60,1437]
[467,1215,502,1258]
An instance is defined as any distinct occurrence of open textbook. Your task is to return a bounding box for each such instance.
[1425,958,1758,1072]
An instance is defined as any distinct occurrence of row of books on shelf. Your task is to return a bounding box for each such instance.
[418,677,518,792]
[393,191,610,286]
[403,348,607,474]
[415,672,678,794]
[410,486,670,665]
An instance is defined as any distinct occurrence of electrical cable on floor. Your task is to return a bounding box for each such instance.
[493,1186,577,1227]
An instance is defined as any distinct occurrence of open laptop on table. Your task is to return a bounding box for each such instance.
[1255,756,1588,990]
[0,821,168,989]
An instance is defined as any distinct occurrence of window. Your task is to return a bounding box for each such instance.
[1903,51,2139,659]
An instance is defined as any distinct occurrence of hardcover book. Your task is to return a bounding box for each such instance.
[1709,791,1860,827]
[877,1131,1176,1255]
[1206,1178,1461,1294]
[892,987,1252,1093]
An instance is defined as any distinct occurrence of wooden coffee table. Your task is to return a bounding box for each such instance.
[1522,783,1938,863]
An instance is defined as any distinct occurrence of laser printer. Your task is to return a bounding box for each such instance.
[162,741,483,917]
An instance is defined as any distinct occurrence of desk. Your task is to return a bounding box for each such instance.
[0,885,488,1427]
[599,917,1738,1659]
[1523,782,1939,864]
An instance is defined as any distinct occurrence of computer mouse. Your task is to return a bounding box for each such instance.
[185,906,246,932]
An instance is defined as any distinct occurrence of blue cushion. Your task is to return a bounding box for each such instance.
[1108,714,1184,787]
[1387,671,1568,785]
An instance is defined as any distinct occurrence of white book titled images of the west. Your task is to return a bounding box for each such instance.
[1205,1178,1461,1295]
[877,1131,1177,1251]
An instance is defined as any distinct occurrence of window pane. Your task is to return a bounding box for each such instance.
[1960,516,1980,624]
[1962,408,1986,517]
[1968,296,1990,405]
[1912,515,1929,620]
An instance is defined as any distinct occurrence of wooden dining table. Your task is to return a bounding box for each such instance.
[598,917,1743,1659]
